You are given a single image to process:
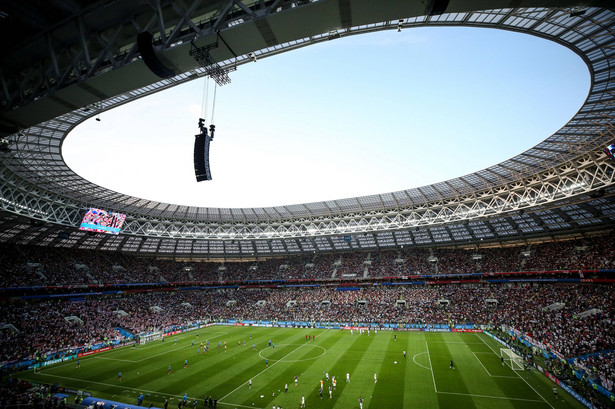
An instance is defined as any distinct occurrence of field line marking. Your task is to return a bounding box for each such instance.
[138,331,227,350]
[218,402,263,409]
[425,341,438,393]
[35,373,194,401]
[93,356,138,363]
[478,334,554,409]
[471,352,515,378]
[412,352,431,370]
[135,332,228,363]
[219,331,328,402]
[43,331,230,371]
[437,391,543,402]
[135,343,193,362]
[257,343,326,363]
[35,373,263,407]
[472,352,493,377]
[139,340,169,350]
[138,330,228,350]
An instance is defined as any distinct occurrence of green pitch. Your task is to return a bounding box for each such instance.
[18,327,585,409]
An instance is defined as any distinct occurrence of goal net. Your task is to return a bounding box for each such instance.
[139,332,162,345]
[500,348,524,371]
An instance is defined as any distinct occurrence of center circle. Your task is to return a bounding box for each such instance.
[258,343,327,363]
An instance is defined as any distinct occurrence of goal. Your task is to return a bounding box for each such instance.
[500,348,524,371]
[139,332,162,345]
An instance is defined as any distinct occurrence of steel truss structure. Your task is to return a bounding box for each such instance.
[0,0,303,115]
[0,2,615,256]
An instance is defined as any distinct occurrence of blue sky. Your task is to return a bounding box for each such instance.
[63,27,589,209]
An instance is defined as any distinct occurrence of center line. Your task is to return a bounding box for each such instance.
[219,331,327,402]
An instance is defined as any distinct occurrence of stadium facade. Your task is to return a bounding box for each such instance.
[0,0,614,256]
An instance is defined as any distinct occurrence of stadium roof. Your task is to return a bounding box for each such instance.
[0,0,614,256]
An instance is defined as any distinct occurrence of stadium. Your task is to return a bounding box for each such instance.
[0,1,614,408]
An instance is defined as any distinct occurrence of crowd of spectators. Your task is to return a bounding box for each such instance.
[1,233,614,399]
[1,232,614,287]
[576,351,615,392]
[0,379,79,408]
[0,298,123,365]
[1,283,614,391]
[477,246,523,273]
[334,253,365,278]
[0,380,40,408]
[540,356,609,408]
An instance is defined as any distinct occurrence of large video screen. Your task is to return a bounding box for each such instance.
[604,144,615,160]
[79,208,126,235]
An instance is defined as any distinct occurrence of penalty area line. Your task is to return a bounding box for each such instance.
[135,332,229,363]
[472,352,493,377]
[478,334,555,409]
[471,352,517,379]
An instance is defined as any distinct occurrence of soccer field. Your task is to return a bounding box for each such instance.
[19,327,585,409]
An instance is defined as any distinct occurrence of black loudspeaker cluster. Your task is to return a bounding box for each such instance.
[426,0,450,16]
[194,118,215,182]
[194,132,212,182]
[137,31,176,79]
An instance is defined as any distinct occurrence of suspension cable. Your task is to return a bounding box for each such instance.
[210,83,218,123]
[201,77,209,121]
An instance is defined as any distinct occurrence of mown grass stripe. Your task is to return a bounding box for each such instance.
[16,327,587,409]
[427,333,479,409]
[219,329,329,403]
[333,332,382,408]
[371,332,407,407]
[477,333,554,409]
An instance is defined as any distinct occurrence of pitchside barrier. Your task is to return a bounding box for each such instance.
[506,329,615,402]
[3,320,485,371]
[484,331,595,408]
[9,315,611,405]
[23,340,136,370]
[216,320,485,331]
